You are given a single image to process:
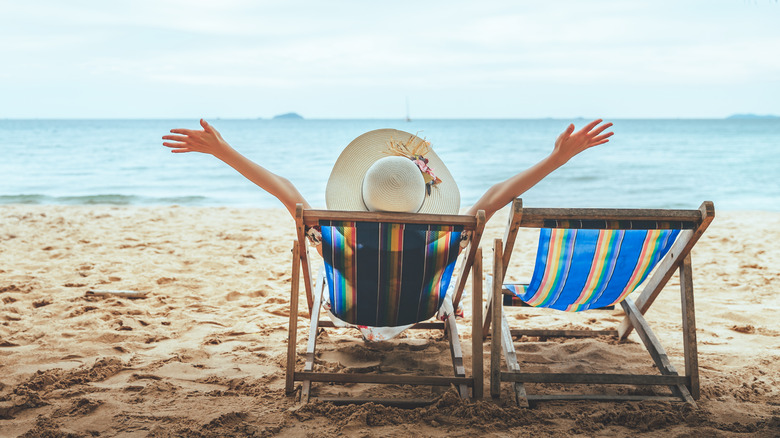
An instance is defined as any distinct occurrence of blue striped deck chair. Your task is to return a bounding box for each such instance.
[286,205,486,406]
[486,198,714,407]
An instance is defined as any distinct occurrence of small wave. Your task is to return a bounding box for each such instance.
[0,194,211,206]
[566,175,601,183]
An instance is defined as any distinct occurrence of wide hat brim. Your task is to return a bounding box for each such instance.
[326,129,460,214]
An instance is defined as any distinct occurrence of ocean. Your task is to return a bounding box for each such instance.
[1,119,778,211]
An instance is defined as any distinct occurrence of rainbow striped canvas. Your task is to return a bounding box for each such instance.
[504,228,679,312]
[320,220,463,327]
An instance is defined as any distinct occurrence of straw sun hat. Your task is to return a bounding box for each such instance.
[325,129,460,214]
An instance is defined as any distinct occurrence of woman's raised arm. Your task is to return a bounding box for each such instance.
[162,119,310,217]
[466,119,613,220]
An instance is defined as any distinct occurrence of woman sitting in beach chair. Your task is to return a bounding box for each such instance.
[161,118,613,223]
[161,119,612,340]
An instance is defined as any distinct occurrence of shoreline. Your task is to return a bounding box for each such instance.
[3,202,779,214]
[1,204,778,436]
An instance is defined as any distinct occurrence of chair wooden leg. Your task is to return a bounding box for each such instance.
[471,248,484,399]
[487,239,528,407]
[446,313,469,399]
[501,198,523,281]
[621,298,697,407]
[490,239,503,399]
[500,309,529,407]
[482,283,493,339]
[679,254,700,400]
[301,266,325,403]
[286,241,301,395]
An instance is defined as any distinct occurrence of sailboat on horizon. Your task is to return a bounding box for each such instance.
[405,97,411,122]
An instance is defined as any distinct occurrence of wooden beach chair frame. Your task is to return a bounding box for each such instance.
[286,204,486,406]
[486,198,714,407]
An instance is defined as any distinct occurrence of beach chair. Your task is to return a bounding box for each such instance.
[286,204,486,406]
[486,198,714,407]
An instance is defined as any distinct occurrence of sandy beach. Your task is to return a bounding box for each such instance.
[1,204,778,437]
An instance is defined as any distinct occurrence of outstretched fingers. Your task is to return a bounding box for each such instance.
[162,132,189,147]
[162,129,208,153]
[200,118,214,134]
[590,122,613,136]
[579,119,603,134]
[169,128,201,136]
[586,131,614,148]
[162,134,190,142]
[579,120,614,149]
[557,123,575,143]
[162,141,186,148]
[164,120,223,155]
[162,140,193,153]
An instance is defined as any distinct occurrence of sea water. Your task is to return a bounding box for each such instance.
[1,119,778,211]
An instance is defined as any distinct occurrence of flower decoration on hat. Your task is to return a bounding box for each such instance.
[385,134,442,195]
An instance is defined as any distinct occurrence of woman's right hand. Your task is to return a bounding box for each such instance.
[162,119,233,158]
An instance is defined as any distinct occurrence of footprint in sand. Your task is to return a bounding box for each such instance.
[515,343,543,353]
[32,299,52,308]
[267,305,289,317]
[225,291,243,301]
[248,289,267,298]
[320,345,385,371]
[61,354,83,360]
[731,324,756,334]
[156,277,176,285]
[67,306,98,318]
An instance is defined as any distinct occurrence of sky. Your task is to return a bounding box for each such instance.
[2,0,779,119]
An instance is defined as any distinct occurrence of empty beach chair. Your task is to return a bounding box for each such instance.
[486,198,714,407]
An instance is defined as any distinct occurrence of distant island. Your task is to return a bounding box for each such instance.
[726,113,779,119]
[272,112,304,120]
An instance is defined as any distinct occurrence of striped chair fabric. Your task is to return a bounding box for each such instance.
[321,220,463,327]
[505,228,680,312]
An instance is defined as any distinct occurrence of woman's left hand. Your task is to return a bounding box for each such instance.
[552,119,613,164]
